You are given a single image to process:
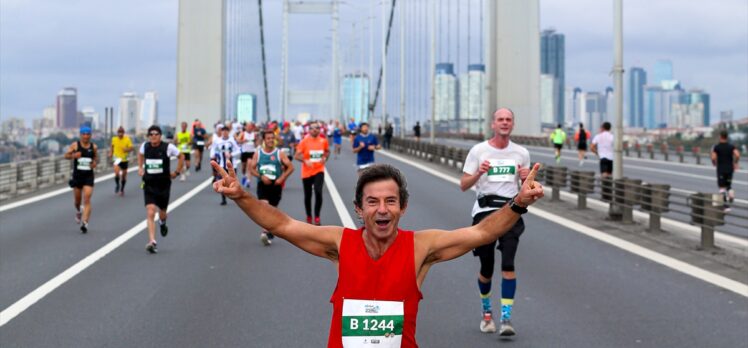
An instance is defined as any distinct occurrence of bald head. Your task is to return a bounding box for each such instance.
[490,107,515,137]
[493,108,514,121]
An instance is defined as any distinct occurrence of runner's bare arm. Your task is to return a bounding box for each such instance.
[276,152,295,184]
[249,152,261,178]
[211,160,342,260]
[420,163,544,265]
[459,160,490,191]
[63,142,78,159]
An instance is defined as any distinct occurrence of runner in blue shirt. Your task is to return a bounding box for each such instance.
[332,121,343,159]
[352,122,381,171]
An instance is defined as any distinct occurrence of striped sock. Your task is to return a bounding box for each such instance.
[501,278,517,320]
[478,279,492,313]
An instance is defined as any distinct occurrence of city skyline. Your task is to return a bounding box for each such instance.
[1,0,746,128]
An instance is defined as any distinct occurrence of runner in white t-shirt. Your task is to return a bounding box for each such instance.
[460,108,531,337]
[591,121,614,178]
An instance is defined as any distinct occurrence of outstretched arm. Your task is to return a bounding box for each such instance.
[419,163,544,265]
[211,160,342,260]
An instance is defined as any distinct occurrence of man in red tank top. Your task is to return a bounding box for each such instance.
[211,160,544,347]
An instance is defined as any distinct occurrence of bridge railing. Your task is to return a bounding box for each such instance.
[387,136,747,250]
[0,148,114,201]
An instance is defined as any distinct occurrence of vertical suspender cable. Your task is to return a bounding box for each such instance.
[257,0,271,122]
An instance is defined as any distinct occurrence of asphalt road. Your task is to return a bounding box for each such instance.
[1,145,747,347]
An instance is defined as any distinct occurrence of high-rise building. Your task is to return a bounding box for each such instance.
[644,86,664,129]
[584,92,605,132]
[56,87,78,129]
[459,64,485,134]
[141,91,159,131]
[236,94,257,123]
[720,110,734,123]
[540,29,565,125]
[540,74,557,127]
[80,107,99,130]
[652,60,673,85]
[689,90,710,126]
[434,63,458,127]
[604,86,615,127]
[627,67,647,128]
[341,73,370,124]
[43,106,57,123]
[119,92,141,133]
[564,87,583,126]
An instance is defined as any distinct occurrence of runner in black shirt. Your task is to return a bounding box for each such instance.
[711,130,740,210]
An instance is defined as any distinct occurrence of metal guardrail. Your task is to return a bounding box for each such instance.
[0,148,114,201]
[387,136,747,250]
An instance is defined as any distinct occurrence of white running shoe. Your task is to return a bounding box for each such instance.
[498,320,516,337]
[180,174,186,182]
[480,312,496,333]
[261,232,272,246]
[75,211,82,224]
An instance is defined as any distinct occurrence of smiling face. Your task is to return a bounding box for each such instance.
[491,108,515,137]
[355,179,406,241]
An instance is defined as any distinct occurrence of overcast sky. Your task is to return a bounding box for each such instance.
[1,0,746,126]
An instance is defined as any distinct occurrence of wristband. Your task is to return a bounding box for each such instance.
[509,196,528,215]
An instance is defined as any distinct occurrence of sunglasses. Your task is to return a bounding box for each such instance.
[149,132,161,136]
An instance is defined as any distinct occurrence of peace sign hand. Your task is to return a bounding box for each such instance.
[516,163,544,207]
[211,160,244,200]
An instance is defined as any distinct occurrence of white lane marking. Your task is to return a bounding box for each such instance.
[324,168,356,229]
[0,177,213,327]
[531,151,747,186]
[377,149,748,298]
[0,167,138,213]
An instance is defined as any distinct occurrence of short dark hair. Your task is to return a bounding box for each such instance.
[354,164,409,209]
[359,122,369,128]
[602,122,611,131]
[261,130,275,139]
[720,130,728,139]
[579,123,584,129]
[147,125,162,134]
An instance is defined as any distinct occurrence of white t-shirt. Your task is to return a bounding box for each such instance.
[210,137,241,169]
[462,140,531,217]
[241,131,256,153]
[139,142,181,157]
[292,125,304,141]
[592,131,614,160]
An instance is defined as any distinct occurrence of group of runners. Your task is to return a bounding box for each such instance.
[61,105,740,346]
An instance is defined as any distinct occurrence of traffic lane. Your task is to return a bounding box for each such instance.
[0,166,210,311]
[0,170,341,347]
[341,148,748,347]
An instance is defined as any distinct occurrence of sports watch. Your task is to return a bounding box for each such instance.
[508,196,528,215]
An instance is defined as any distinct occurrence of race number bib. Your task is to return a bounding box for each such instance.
[77,157,92,171]
[310,150,324,163]
[196,140,205,146]
[113,158,122,166]
[342,299,404,348]
[259,164,277,180]
[145,159,164,174]
[487,159,517,182]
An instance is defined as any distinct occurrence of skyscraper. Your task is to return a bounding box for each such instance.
[141,91,159,131]
[627,67,646,128]
[652,60,673,86]
[459,64,485,134]
[434,63,458,127]
[119,92,141,133]
[541,29,565,125]
[689,90,710,126]
[584,92,604,132]
[644,86,664,129]
[56,87,78,129]
[236,94,257,123]
[341,73,370,124]
[540,74,557,126]
[80,107,99,130]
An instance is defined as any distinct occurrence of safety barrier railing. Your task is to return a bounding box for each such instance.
[0,148,114,201]
[388,136,747,250]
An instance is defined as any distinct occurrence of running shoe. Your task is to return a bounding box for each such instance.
[306,216,313,224]
[261,232,272,246]
[266,232,275,240]
[498,320,516,337]
[159,222,168,237]
[241,176,248,187]
[180,174,186,182]
[146,241,158,254]
[115,184,120,194]
[80,222,88,234]
[480,312,497,333]
[314,217,321,226]
[75,211,82,224]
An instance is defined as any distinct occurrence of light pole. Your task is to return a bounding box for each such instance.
[613,0,624,179]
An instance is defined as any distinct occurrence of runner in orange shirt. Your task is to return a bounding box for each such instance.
[294,120,330,225]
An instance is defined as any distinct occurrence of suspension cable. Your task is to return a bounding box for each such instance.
[257,0,271,122]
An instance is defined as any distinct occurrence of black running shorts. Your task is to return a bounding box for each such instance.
[257,181,282,207]
[69,174,95,188]
[471,210,525,272]
[599,158,613,174]
[241,152,255,163]
[143,182,171,210]
[717,171,733,188]
[116,161,129,170]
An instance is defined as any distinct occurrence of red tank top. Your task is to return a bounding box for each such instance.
[328,228,423,347]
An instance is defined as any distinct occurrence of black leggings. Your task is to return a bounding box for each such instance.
[303,172,325,217]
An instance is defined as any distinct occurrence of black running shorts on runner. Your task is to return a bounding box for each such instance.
[471,210,525,271]
[241,152,254,163]
[577,143,587,151]
[553,143,563,150]
[116,161,129,170]
[143,183,171,210]
[193,145,204,152]
[69,174,95,188]
[717,171,733,188]
[257,181,282,207]
[599,158,613,174]
[182,153,191,161]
